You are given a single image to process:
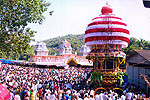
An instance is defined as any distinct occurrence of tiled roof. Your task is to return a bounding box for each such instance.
[135,50,150,62]
[127,50,150,63]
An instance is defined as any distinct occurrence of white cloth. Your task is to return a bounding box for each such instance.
[78,98,82,100]
[49,94,56,100]
[103,94,108,100]
[9,93,14,100]
[84,97,89,100]
[59,94,62,100]
[14,95,21,100]
[99,93,104,100]
[89,98,95,100]
[121,95,126,100]
[126,92,132,100]
[95,94,99,100]
[90,90,94,96]
[37,84,42,89]
[66,89,71,95]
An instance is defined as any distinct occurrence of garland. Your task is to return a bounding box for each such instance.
[90,56,95,62]
[109,55,114,59]
[105,60,107,72]
[99,49,105,53]
[97,57,105,62]
[100,62,103,69]
[97,57,105,70]
[113,59,114,70]
[118,58,125,64]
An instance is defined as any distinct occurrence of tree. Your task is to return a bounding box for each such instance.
[0,0,50,59]
[123,37,150,56]
[43,34,84,55]
[138,38,150,49]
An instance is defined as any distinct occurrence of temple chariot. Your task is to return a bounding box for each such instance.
[84,4,130,91]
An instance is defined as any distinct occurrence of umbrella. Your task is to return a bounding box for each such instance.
[0,84,11,100]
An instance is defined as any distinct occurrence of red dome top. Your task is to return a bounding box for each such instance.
[101,5,113,14]
[84,5,130,49]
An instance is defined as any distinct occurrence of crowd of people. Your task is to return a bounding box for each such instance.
[0,64,148,100]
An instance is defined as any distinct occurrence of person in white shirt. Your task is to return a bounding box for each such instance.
[58,93,62,100]
[103,94,108,100]
[49,92,56,100]
[89,95,95,100]
[99,92,104,100]
[108,95,112,100]
[9,90,14,100]
[84,94,89,100]
[95,93,99,100]
[14,92,21,100]
[44,93,49,100]
[66,88,71,95]
[78,95,83,100]
[126,91,132,100]
[90,89,94,96]
[121,94,126,100]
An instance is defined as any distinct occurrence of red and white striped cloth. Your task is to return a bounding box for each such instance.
[84,6,130,48]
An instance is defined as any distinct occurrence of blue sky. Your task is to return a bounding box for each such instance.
[28,0,150,43]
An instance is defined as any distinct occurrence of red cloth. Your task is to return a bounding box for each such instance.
[0,84,11,100]
[39,89,43,96]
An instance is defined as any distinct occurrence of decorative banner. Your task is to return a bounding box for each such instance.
[90,53,95,56]
[0,84,11,100]
[87,21,127,27]
[85,40,129,48]
[98,53,105,57]
[88,50,126,58]
[85,36,129,44]
[92,16,122,20]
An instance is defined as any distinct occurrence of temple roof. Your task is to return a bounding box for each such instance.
[127,50,150,63]
[79,45,90,53]
[35,42,48,51]
[60,39,72,49]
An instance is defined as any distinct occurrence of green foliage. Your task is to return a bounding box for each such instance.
[0,0,50,59]
[122,37,150,56]
[44,35,150,56]
[117,71,129,86]
[43,34,84,55]
[90,72,103,86]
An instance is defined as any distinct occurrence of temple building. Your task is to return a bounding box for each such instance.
[78,45,91,56]
[31,40,92,67]
[59,40,72,55]
[34,42,49,56]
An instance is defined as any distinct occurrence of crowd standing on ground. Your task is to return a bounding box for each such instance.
[0,64,148,100]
